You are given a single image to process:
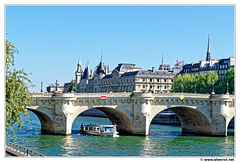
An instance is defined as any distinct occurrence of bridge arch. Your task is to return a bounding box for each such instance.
[227,116,235,129]
[27,107,55,134]
[71,106,134,135]
[150,106,212,135]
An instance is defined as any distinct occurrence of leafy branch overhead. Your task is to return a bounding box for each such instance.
[5,40,33,133]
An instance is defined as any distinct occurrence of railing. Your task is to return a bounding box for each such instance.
[6,141,45,157]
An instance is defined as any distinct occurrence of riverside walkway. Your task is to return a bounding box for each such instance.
[5,141,44,157]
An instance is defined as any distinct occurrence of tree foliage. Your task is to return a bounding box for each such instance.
[5,40,33,133]
[171,70,234,94]
[68,82,76,92]
[215,68,234,94]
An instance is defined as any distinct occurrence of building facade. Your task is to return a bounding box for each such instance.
[46,83,64,93]
[75,61,179,93]
[180,36,235,77]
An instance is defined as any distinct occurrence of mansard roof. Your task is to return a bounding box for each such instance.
[114,63,137,72]
[136,70,176,77]
[102,74,112,79]
[121,71,139,77]
[101,70,176,79]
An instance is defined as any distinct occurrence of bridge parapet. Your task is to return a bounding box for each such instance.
[31,93,53,97]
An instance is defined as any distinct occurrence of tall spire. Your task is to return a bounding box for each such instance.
[206,35,211,61]
[101,51,103,62]
[77,58,82,72]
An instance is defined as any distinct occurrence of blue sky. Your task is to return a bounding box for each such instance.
[6,5,234,92]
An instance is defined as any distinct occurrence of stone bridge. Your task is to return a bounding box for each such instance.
[28,92,235,136]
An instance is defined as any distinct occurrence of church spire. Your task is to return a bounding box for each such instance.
[206,35,211,61]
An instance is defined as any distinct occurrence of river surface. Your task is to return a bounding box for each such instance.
[6,112,234,156]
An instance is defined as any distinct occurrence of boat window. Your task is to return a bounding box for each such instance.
[105,127,114,132]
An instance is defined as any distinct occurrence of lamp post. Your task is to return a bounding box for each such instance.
[211,82,215,95]
[55,80,58,92]
[226,82,229,95]
[40,82,43,93]
[194,84,196,93]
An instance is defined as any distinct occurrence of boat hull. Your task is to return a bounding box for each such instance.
[80,130,115,136]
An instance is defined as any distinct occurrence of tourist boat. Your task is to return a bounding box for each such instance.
[80,124,119,137]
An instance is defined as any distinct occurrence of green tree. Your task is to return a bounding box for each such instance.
[215,68,234,94]
[171,74,183,92]
[225,68,234,94]
[68,82,76,92]
[171,74,194,93]
[205,71,219,93]
[5,40,33,134]
[171,71,218,94]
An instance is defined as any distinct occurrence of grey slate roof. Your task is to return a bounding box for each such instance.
[101,70,176,79]
[82,66,90,79]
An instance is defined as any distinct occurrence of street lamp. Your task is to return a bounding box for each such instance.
[40,82,43,93]
[55,80,58,92]
[194,84,196,93]
[211,82,215,95]
[226,82,229,95]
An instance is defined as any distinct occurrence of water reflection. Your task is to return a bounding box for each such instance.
[140,136,160,156]
[61,135,77,156]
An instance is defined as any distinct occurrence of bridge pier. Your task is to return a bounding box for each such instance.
[50,93,76,135]
[131,92,154,135]
[210,94,233,136]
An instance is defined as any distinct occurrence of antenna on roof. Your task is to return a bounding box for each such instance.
[161,53,164,70]
[86,59,89,67]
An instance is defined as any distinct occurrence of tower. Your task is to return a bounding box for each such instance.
[75,59,83,84]
[206,35,211,61]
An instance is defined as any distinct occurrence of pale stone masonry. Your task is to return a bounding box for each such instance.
[29,92,235,136]
[75,61,180,93]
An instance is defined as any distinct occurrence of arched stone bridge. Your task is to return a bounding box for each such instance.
[28,92,235,136]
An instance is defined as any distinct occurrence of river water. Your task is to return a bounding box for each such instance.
[6,112,234,156]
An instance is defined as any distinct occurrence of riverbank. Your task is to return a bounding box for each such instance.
[5,141,45,157]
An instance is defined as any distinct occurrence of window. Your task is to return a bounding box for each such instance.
[157,79,160,82]
[164,79,167,82]
[150,79,152,82]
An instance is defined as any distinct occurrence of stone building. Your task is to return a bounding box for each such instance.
[180,36,235,77]
[75,60,178,93]
[46,83,64,93]
[63,80,75,93]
